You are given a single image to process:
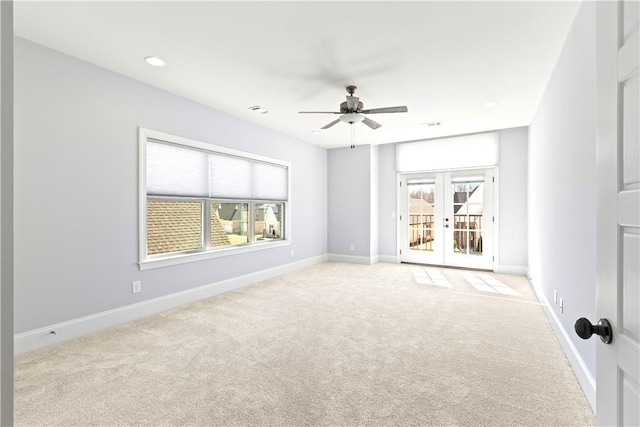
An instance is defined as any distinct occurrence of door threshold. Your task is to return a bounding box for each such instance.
[400,261,493,273]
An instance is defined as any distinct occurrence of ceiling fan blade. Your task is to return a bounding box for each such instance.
[321,118,342,129]
[346,96,359,111]
[298,111,341,114]
[360,106,408,114]
[362,117,382,130]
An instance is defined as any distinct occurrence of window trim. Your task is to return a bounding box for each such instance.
[138,128,291,271]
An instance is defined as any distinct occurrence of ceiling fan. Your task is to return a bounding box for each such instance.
[298,85,408,130]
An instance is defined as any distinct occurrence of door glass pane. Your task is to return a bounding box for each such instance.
[454,230,468,253]
[452,179,484,255]
[409,183,435,252]
[470,231,483,254]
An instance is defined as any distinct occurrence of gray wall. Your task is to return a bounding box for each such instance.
[327,145,372,258]
[14,38,327,333]
[528,1,596,379]
[369,145,379,258]
[378,143,397,259]
[330,129,528,269]
[498,127,528,271]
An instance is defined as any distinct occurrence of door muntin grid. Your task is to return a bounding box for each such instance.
[408,183,436,252]
[452,181,484,255]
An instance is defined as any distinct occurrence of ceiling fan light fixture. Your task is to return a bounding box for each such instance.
[340,113,365,124]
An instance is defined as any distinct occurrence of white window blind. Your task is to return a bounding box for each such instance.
[146,142,209,197]
[451,175,485,183]
[208,154,253,199]
[146,140,288,200]
[396,132,498,172]
[254,162,288,200]
[407,178,435,185]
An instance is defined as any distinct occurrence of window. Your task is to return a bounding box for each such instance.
[139,128,290,269]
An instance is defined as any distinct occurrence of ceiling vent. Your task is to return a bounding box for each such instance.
[248,105,269,114]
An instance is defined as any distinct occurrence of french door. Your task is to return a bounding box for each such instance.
[400,169,494,270]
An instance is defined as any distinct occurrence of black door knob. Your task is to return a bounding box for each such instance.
[574,317,613,344]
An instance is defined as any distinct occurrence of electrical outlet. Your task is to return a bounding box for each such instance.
[559,298,564,313]
[349,244,355,251]
[554,290,557,304]
[132,281,142,294]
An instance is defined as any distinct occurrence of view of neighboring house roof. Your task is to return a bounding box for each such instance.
[467,185,484,214]
[217,203,280,222]
[409,197,434,214]
[409,184,484,216]
[211,210,232,247]
[454,185,484,215]
[147,201,203,255]
[218,204,242,221]
[147,201,231,254]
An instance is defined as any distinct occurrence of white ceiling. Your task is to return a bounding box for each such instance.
[14,1,581,149]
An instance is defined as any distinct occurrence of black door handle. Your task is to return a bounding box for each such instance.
[574,317,613,344]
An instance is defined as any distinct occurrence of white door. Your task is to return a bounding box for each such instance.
[400,173,444,265]
[443,170,494,270]
[595,1,639,425]
[399,168,494,270]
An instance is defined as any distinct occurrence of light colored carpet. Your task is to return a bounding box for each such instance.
[15,262,595,426]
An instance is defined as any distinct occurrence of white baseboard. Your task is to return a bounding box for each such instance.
[327,254,400,264]
[327,254,399,264]
[14,255,328,355]
[495,264,528,276]
[378,255,399,264]
[327,253,375,264]
[528,278,596,412]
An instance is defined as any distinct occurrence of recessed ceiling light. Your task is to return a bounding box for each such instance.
[144,56,166,67]
[482,101,498,109]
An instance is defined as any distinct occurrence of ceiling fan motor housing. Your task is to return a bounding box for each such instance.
[340,101,364,113]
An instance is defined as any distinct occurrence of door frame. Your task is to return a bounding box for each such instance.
[396,166,499,271]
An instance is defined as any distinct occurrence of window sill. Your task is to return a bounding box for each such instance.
[139,240,291,271]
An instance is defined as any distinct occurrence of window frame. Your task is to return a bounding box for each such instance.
[139,128,291,271]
